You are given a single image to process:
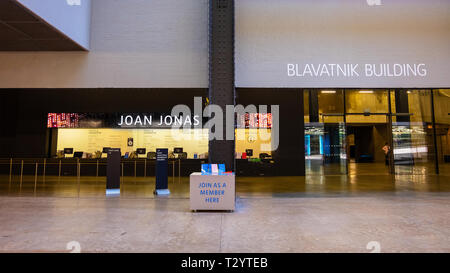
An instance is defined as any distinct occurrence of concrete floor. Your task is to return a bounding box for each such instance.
[0,162,449,252]
[0,160,450,252]
[0,194,449,253]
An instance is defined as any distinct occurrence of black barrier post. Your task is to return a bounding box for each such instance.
[154,148,170,195]
[106,148,121,196]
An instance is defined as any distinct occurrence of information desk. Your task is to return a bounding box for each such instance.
[0,158,207,177]
[190,172,235,211]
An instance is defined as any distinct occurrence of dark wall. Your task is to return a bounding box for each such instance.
[1,88,306,176]
[395,90,410,122]
[0,89,207,158]
[237,89,305,176]
[0,91,18,157]
[354,126,375,162]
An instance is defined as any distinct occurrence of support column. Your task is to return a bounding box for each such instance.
[208,0,235,171]
[430,89,440,174]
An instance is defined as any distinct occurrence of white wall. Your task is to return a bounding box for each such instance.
[18,0,92,49]
[236,0,450,88]
[0,0,208,88]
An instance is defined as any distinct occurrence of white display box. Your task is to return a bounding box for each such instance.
[190,172,235,211]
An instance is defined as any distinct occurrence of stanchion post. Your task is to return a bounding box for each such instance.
[58,160,62,183]
[134,160,137,185]
[96,160,99,178]
[121,163,124,186]
[178,158,181,183]
[43,158,46,185]
[144,159,147,177]
[34,162,38,195]
[9,158,12,187]
[77,160,81,197]
[172,160,175,184]
[20,160,24,191]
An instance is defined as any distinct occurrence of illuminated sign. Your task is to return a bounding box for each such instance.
[117,115,201,127]
[47,113,79,128]
[47,113,203,129]
[366,0,382,6]
[287,64,427,78]
[66,0,81,6]
[238,113,272,129]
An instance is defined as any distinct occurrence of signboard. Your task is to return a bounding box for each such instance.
[47,113,203,129]
[106,148,121,195]
[155,148,170,195]
[127,138,134,147]
[190,172,235,211]
[236,0,450,88]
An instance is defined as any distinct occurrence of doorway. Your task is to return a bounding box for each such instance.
[346,123,390,175]
[304,89,347,175]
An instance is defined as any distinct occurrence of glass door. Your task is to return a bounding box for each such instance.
[390,90,436,175]
[433,89,450,175]
[304,89,347,175]
[345,89,391,175]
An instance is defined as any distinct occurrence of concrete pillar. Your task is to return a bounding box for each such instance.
[208,0,235,171]
[309,89,320,123]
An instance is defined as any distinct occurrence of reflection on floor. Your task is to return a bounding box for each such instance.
[0,194,449,252]
[306,160,445,176]
[1,167,449,199]
[438,163,450,176]
[1,168,450,253]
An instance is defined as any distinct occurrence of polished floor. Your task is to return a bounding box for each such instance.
[1,173,450,198]
[1,162,449,198]
[0,194,449,253]
[0,163,449,252]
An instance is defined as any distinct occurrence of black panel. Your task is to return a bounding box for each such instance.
[0,0,85,51]
[395,90,410,122]
[0,89,207,158]
[106,150,121,190]
[0,1,38,21]
[237,89,305,176]
[8,22,62,39]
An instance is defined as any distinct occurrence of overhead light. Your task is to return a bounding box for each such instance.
[359,90,374,94]
[67,0,81,5]
[321,90,336,94]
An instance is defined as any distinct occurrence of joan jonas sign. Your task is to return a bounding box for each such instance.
[287,63,427,78]
[47,113,201,129]
[118,114,201,127]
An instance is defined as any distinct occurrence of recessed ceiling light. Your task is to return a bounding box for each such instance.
[321,90,336,94]
[359,90,374,94]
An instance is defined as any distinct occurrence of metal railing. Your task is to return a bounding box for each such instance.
[0,158,190,196]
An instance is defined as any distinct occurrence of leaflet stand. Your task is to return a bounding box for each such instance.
[106,148,121,196]
[154,148,170,195]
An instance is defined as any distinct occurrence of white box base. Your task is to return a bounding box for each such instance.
[190,172,235,211]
